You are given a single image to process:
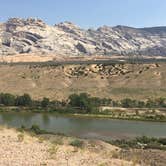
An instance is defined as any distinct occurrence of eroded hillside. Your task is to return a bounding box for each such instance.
[0,63,165,100]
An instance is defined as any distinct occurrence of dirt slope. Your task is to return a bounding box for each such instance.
[0,63,165,100]
[0,127,135,166]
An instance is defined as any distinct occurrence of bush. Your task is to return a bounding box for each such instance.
[121,98,137,108]
[70,139,84,148]
[110,136,166,150]
[30,124,42,134]
[158,138,166,145]
[145,142,162,149]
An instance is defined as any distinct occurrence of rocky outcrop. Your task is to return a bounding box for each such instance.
[6,18,46,30]
[1,17,166,56]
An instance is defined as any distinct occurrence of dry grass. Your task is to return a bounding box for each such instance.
[48,145,59,158]
[0,63,165,101]
[17,133,24,142]
[0,127,139,166]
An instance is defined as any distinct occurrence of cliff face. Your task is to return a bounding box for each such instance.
[1,18,166,56]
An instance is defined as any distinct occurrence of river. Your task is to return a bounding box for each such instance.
[0,112,166,140]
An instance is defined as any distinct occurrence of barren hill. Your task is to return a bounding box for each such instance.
[0,63,165,100]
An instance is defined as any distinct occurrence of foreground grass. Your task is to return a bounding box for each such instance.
[1,125,166,165]
[18,125,166,151]
[20,125,166,165]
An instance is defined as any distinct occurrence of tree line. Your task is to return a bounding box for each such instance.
[0,93,51,107]
[0,92,166,113]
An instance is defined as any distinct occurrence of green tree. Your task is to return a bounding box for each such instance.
[137,101,145,108]
[69,93,95,113]
[0,93,15,106]
[146,99,156,108]
[68,94,80,107]
[15,94,32,106]
[41,97,50,108]
[121,98,136,108]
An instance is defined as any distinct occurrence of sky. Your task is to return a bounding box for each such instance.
[0,0,166,28]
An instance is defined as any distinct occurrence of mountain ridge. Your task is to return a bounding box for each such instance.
[1,17,166,56]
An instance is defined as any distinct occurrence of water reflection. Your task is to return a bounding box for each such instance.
[1,113,13,123]
[41,114,50,126]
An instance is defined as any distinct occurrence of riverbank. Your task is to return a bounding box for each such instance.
[0,126,137,166]
[0,125,166,166]
[1,106,166,122]
[55,112,166,122]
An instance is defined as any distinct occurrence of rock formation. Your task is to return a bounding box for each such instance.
[1,18,166,56]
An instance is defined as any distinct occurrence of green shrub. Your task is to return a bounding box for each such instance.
[70,139,84,148]
[30,124,42,134]
[158,138,166,145]
[110,136,166,150]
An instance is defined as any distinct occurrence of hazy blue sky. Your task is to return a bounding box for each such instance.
[0,0,166,28]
